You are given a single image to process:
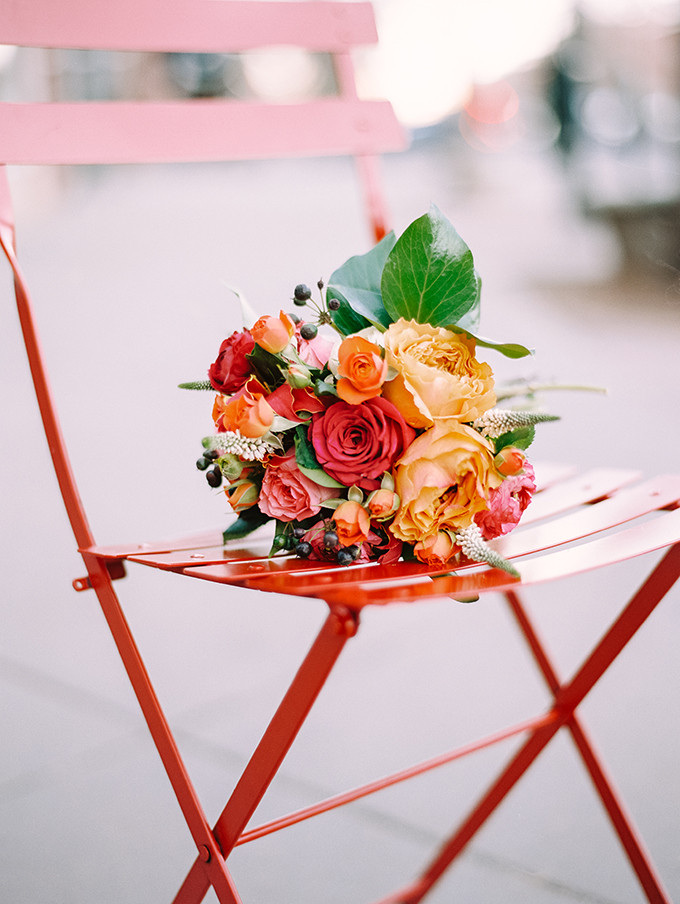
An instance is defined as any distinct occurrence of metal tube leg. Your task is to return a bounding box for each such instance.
[82,557,241,903]
[403,545,680,904]
[173,605,358,904]
[505,589,672,903]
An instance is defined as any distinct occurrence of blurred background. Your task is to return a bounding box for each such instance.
[1,2,679,903]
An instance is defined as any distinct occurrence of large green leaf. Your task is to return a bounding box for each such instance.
[327,232,396,331]
[381,205,481,328]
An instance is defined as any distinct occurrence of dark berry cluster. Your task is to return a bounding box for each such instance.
[292,521,361,566]
[290,280,341,336]
[196,449,222,486]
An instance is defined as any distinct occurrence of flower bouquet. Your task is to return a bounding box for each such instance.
[181,206,558,576]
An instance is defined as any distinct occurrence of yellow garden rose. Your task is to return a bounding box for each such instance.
[391,422,501,543]
[382,318,496,428]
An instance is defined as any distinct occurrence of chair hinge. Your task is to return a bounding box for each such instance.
[72,559,127,592]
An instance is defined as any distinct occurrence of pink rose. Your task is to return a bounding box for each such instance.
[297,328,332,369]
[475,462,536,540]
[309,397,416,492]
[208,330,255,393]
[258,448,336,522]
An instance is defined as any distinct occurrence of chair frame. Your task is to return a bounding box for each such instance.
[2,3,680,902]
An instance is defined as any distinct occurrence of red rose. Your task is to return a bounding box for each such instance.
[208,330,255,393]
[309,397,416,492]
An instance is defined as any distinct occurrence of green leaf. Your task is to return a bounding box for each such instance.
[327,232,396,331]
[298,464,345,489]
[495,425,536,452]
[329,298,372,336]
[450,327,533,360]
[293,424,320,470]
[381,205,481,329]
[246,344,286,390]
[222,506,271,542]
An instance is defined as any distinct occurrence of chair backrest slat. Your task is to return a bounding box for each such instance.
[1,0,378,53]
[0,98,404,165]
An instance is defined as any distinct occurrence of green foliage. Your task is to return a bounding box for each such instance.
[222,506,271,542]
[381,205,481,329]
[326,206,530,359]
[327,232,396,333]
[495,425,536,452]
[178,380,213,390]
[246,344,286,390]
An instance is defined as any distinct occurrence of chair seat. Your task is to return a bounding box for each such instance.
[83,467,680,607]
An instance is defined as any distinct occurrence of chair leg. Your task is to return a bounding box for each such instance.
[506,590,672,903]
[83,554,242,902]
[398,544,680,904]
[173,605,359,904]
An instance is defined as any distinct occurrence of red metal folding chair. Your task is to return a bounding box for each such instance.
[2,3,680,904]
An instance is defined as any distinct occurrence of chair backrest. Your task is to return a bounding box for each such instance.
[0,0,405,240]
[0,0,405,552]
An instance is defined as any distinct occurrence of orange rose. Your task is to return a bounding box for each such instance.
[382,319,495,428]
[212,390,275,438]
[391,422,501,542]
[251,310,296,354]
[333,500,371,547]
[413,531,457,566]
[336,335,388,405]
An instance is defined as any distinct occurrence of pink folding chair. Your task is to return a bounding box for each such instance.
[2,3,679,903]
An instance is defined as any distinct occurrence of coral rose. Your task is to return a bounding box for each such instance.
[391,422,501,543]
[336,335,388,404]
[309,397,416,492]
[258,449,336,522]
[212,388,275,438]
[208,329,255,394]
[332,500,371,547]
[251,310,295,354]
[382,319,496,428]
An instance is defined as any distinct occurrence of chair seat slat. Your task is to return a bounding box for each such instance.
[233,507,680,606]
[495,474,680,560]
[519,467,640,525]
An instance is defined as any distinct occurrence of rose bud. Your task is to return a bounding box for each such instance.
[286,363,313,389]
[366,487,400,521]
[414,531,457,566]
[225,479,259,512]
[251,310,296,354]
[218,452,248,481]
[333,500,371,547]
[494,446,526,476]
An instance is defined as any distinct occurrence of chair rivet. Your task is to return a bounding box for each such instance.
[198,844,211,862]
